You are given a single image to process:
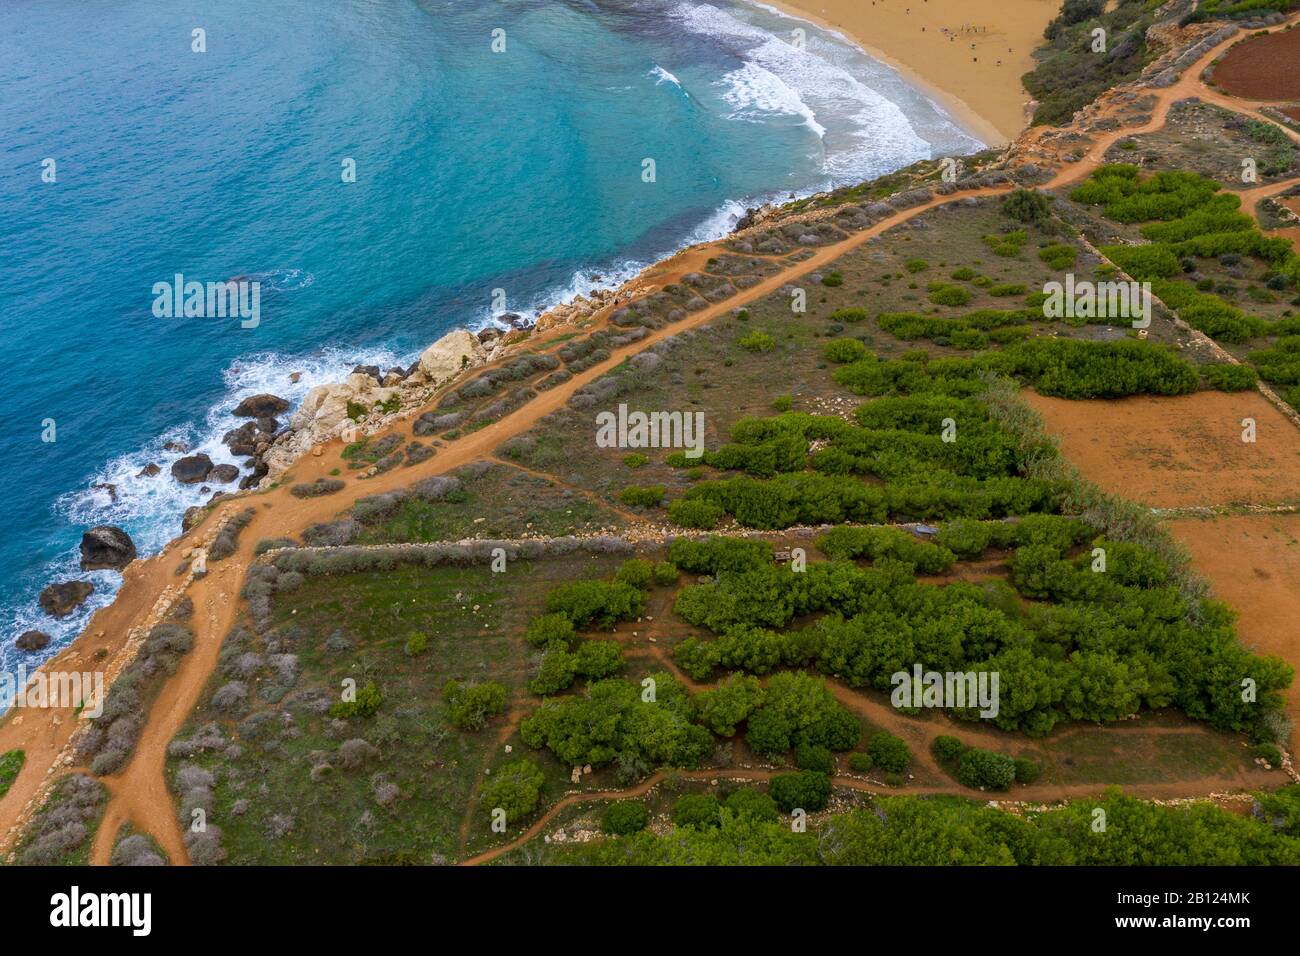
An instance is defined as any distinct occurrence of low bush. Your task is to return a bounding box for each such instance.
[867,732,911,773]
[480,759,545,823]
[768,771,831,813]
[1203,363,1259,392]
[442,679,506,730]
[602,800,650,835]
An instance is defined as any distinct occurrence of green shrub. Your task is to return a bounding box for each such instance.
[525,613,577,649]
[768,771,831,813]
[620,485,666,508]
[443,679,507,730]
[822,271,844,287]
[724,787,780,822]
[653,560,679,586]
[956,748,1017,790]
[544,579,646,629]
[0,750,24,800]
[672,793,723,830]
[846,752,874,773]
[772,394,794,412]
[602,800,650,835]
[574,639,625,680]
[1013,757,1041,785]
[1038,244,1078,269]
[951,267,978,281]
[481,758,545,823]
[1005,337,1199,398]
[989,283,1027,297]
[830,307,870,323]
[1203,363,1259,391]
[1255,743,1283,767]
[929,285,973,307]
[404,632,428,657]
[931,735,967,764]
[867,732,911,773]
[623,452,649,468]
[934,519,994,559]
[906,259,930,273]
[983,230,1029,257]
[824,338,870,363]
[739,331,776,353]
[1002,188,1052,224]
[616,558,655,589]
[329,681,383,719]
[668,497,726,529]
[528,644,578,695]
[794,743,836,775]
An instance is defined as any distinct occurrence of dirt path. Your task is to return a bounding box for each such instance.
[4,13,1297,863]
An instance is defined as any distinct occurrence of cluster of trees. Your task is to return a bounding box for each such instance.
[519,672,714,778]
[875,309,1031,344]
[832,337,1203,403]
[817,525,956,574]
[1073,165,1300,388]
[555,786,1300,865]
[668,533,1292,738]
[523,559,678,696]
[663,395,1066,530]
[671,788,780,829]
[1002,337,1200,399]
[1152,280,1267,344]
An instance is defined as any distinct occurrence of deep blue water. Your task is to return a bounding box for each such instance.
[0,0,980,682]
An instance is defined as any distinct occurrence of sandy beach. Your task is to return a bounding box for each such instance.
[764,0,1062,145]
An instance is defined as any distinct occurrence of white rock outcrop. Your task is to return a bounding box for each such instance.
[416,330,487,386]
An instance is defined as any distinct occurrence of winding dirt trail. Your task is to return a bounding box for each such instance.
[4,12,1298,865]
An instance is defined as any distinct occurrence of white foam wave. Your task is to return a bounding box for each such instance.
[670,0,981,183]
[650,64,683,88]
[717,60,825,137]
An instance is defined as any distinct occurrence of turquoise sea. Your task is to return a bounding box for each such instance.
[0,0,981,682]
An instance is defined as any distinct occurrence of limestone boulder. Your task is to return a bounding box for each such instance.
[416,330,487,387]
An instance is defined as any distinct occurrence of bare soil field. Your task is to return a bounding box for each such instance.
[1025,389,1300,509]
[1210,28,1300,101]
[1168,513,1300,751]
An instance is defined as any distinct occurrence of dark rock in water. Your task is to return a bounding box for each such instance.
[171,453,213,484]
[182,506,207,533]
[351,365,382,382]
[256,416,279,434]
[138,463,161,478]
[239,459,269,490]
[209,464,240,484]
[163,439,190,453]
[94,482,118,502]
[80,526,136,571]
[223,420,264,456]
[39,580,94,618]
[233,393,290,417]
[477,328,502,344]
[16,630,51,652]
